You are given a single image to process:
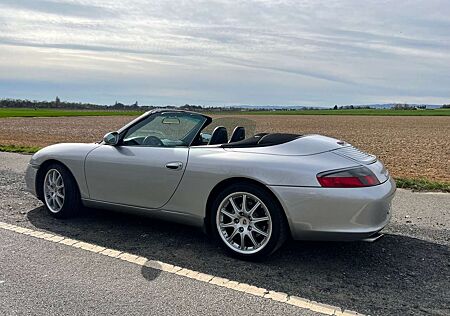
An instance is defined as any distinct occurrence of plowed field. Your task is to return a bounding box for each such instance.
[1,115,449,182]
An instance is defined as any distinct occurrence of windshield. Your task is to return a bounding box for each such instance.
[122,111,207,147]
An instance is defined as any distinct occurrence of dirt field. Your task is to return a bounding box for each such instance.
[0,115,449,182]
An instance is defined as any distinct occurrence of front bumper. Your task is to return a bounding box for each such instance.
[25,163,39,197]
[269,177,396,241]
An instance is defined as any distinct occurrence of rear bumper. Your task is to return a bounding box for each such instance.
[269,177,396,241]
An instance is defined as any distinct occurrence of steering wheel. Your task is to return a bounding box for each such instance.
[142,135,164,147]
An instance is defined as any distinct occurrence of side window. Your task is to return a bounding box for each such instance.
[122,112,206,147]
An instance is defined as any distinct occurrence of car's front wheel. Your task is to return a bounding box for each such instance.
[210,183,287,260]
[41,163,81,218]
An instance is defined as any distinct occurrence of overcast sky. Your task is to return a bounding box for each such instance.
[1,0,449,107]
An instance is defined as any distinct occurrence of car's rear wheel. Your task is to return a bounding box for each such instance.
[42,163,81,218]
[210,183,287,260]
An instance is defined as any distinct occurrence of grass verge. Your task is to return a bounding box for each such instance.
[395,178,450,193]
[0,144,42,154]
[0,145,448,192]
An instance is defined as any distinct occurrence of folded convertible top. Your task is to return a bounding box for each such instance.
[221,133,301,148]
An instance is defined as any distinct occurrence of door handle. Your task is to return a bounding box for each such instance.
[165,162,183,170]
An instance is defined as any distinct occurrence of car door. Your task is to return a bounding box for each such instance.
[84,111,207,209]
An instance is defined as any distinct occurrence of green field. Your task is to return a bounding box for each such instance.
[232,108,450,116]
[0,108,144,118]
[1,107,449,118]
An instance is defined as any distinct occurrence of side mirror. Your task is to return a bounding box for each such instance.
[103,132,119,145]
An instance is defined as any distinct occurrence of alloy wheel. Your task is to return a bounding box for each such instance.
[216,192,272,254]
[43,169,65,213]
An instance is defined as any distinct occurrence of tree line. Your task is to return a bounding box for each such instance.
[0,97,246,112]
[1,97,449,111]
[0,97,144,110]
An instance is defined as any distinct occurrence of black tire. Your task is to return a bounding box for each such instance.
[210,183,288,261]
[40,163,81,218]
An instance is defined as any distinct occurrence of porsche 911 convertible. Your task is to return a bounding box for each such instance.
[25,109,395,260]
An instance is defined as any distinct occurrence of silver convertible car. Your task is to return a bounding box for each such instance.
[25,109,395,260]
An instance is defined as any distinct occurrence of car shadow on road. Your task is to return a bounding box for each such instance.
[26,206,449,316]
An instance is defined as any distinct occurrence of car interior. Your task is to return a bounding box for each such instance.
[208,126,229,145]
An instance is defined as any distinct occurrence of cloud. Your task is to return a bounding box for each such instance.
[0,0,117,19]
[0,0,449,106]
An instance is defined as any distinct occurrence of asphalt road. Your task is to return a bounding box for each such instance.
[1,152,449,315]
[1,228,314,316]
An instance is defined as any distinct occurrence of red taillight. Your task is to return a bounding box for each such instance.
[317,167,380,188]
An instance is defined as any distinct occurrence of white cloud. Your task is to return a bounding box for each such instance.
[0,0,449,105]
